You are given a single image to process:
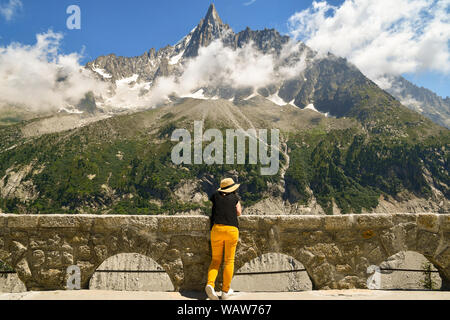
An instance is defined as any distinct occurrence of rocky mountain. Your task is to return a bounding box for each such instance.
[84,4,449,129]
[0,93,448,215]
[382,75,450,129]
[0,4,448,215]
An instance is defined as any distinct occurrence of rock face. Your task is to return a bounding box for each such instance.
[383,75,450,129]
[183,4,232,58]
[232,253,313,292]
[84,4,449,130]
[0,274,26,293]
[0,214,448,292]
[379,251,442,290]
[89,253,174,291]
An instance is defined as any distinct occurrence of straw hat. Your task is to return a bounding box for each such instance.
[218,178,240,193]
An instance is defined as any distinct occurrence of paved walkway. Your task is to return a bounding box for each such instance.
[1,289,449,300]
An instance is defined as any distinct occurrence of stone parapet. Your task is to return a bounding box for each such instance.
[0,213,448,291]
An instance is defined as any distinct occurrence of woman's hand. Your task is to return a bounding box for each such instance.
[236,201,242,216]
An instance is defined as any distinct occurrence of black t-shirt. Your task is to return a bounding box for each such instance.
[209,191,240,229]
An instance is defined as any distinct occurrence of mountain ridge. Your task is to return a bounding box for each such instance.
[0,4,448,216]
[82,4,449,130]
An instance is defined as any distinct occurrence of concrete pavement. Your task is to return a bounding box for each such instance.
[1,289,449,300]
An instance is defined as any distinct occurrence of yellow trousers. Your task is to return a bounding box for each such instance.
[207,224,239,293]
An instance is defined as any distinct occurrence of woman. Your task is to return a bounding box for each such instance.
[205,178,242,300]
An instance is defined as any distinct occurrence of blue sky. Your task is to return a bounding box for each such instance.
[0,0,449,98]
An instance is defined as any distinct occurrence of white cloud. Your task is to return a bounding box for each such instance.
[0,0,22,21]
[288,0,450,84]
[244,0,257,6]
[0,30,108,112]
[145,39,308,105]
[0,32,309,112]
[141,40,276,105]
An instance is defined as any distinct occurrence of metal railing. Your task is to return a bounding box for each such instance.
[1,268,439,275]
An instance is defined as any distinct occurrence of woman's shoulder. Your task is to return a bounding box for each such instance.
[209,191,219,201]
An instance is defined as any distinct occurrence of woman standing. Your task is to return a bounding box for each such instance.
[205,178,242,300]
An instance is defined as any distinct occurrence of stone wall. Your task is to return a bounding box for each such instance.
[0,214,448,291]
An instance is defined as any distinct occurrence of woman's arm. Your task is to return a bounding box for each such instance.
[236,201,242,216]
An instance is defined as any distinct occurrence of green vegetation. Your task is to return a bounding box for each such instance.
[0,261,14,279]
[420,262,439,290]
[285,128,449,214]
[0,90,448,215]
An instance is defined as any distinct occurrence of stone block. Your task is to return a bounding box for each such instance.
[238,216,260,229]
[92,216,129,233]
[324,215,354,231]
[39,215,93,231]
[15,258,32,280]
[11,241,27,259]
[46,234,62,250]
[128,216,159,231]
[0,216,6,228]
[440,215,450,232]
[336,264,352,274]
[7,215,39,229]
[38,269,63,287]
[434,246,450,269]
[0,249,11,262]
[32,250,45,267]
[61,243,73,253]
[278,216,322,231]
[334,229,362,242]
[47,251,63,268]
[77,245,91,260]
[417,214,440,233]
[379,223,417,256]
[62,252,74,265]
[77,261,94,277]
[94,245,108,261]
[29,240,46,250]
[158,216,209,233]
[392,213,416,225]
[338,276,366,289]
[416,230,440,257]
[311,262,335,288]
[71,235,89,245]
[355,215,393,229]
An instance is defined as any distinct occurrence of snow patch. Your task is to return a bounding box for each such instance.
[182,89,207,99]
[304,103,329,117]
[267,93,287,106]
[116,74,139,86]
[181,89,220,100]
[58,107,83,114]
[92,66,112,79]
[305,103,319,112]
[289,99,298,107]
[169,51,184,65]
[244,92,258,100]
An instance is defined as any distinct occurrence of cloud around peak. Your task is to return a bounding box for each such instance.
[0,30,108,112]
[288,0,450,87]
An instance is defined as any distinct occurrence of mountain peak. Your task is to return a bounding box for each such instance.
[204,3,223,25]
[183,4,232,58]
